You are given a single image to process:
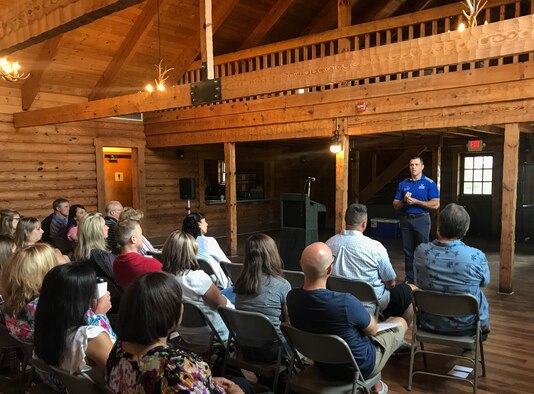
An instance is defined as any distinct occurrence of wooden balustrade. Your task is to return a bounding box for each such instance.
[180,0,524,87]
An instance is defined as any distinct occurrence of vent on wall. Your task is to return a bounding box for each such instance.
[110,113,143,122]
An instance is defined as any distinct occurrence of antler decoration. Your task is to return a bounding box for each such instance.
[462,0,488,27]
[0,58,30,82]
[154,60,174,89]
[146,60,174,92]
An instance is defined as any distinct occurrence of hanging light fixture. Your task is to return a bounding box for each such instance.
[330,123,342,154]
[145,0,173,92]
[0,57,30,82]
[462,0,488,28]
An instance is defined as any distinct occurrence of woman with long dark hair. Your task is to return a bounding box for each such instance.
[34,263,114,376]
[66,204,86,242]
[106,272,243,393]
[182,212,230,289]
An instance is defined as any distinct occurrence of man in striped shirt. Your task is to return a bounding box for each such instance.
[326,203,415,324]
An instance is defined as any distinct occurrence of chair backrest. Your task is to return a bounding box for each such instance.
[282,270,305,288]
[0,324,19,349]
[49,365,102,394]
[281,323,357,366]
[218,307,280,349]
[147,251,164,263]
[197,259,216,277]
[220,261,242,283]
[327,276,380,317]
[175,302,224,346]
[412,289,479,319]
[10,333,34,361]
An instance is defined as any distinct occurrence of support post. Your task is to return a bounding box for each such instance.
[431,142,442,236]
[499,123,520,294]
[338,0,352,53]
[335,118,349,233]
[224,142,237,256]
[350,150,360,203]
[200,0,214,79]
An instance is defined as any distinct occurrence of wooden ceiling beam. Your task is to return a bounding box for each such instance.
[0,0,144,56]
[167,0,238,84]
[460,125,504,135]
[13,15,534,128]
[240,0,296,50]
[21,35,63,111]
[88,0,168,101]
[355,0,410,23]
[519,123,534,133]
[301,0,338,36]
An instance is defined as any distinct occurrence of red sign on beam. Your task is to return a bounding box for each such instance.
[467,140,484,151]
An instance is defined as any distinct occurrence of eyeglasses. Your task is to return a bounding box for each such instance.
[330,255,336,267]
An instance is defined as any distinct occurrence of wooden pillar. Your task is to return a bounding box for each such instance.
[335,118,349,233]
[337,0,352,52]
[200,0,214,79]
[224,142,237,256]
[499,123,520,294]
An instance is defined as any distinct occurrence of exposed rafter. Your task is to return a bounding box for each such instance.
[355,0,410,24]
[88,0,168,101]
[167,0,239,83]
[0,0,144,56]
[301,0,338,36]
[240,0,296,50]
[21,35,63,111]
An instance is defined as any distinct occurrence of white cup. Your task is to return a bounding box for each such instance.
[96,279,107,299]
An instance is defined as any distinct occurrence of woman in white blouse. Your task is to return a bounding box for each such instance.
[34,263,115,380]
[162,230,232,345]
[182,212,230,289]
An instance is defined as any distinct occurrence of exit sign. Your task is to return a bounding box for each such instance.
[467,140,484,152]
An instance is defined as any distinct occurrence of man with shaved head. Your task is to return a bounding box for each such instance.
[287,242,408,394]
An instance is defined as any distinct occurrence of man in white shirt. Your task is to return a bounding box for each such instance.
[326,203,415,324]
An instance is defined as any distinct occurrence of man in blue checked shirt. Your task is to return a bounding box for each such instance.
[414,203,490,337]
[393,157,439,283]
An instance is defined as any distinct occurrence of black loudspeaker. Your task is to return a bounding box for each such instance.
[179,178,196,200]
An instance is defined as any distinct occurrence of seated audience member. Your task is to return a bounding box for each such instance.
[49,198,70,238]
[113,219,161,287]
[34,263,115,380]
[106,272,243,394]
[326,203,415,325]
[1,244,57,340]
[75,213,122,310]
[414,203,490,337]
[66,204,86,243]
[15,217,69,264]
[104,201,123,252]
[234,233,291,361]
[287,242,408,394]
[119,207,160,255]
[162,230,231,344]
[0,209,20,237]
[0,235,16,295]
[182,212,230,289]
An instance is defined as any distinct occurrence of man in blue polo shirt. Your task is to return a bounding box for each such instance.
[287,242,407,394]
[393,157,439,283]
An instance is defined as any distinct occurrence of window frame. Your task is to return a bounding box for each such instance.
[461,154,494,196]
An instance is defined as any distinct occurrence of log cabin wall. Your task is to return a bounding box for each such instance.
[0,86,146,221]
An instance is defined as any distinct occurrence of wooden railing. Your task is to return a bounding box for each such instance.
[180,0,526,86]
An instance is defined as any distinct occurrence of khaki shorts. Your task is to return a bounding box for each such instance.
[369,325,407,377]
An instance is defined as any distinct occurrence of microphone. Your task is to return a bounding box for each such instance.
[308,177,316,182]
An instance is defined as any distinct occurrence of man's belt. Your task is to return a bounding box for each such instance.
[403,212,429,218]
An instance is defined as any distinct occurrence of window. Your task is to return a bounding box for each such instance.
[463,155,493,195]
[218,160,226,185]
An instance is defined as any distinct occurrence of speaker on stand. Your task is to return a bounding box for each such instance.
[179,178,196,215]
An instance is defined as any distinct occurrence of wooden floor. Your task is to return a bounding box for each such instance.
[0,235,532,394]
[379,237,534,394]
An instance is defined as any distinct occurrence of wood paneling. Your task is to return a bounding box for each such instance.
[0,113,144,222]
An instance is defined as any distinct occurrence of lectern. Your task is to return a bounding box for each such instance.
[280,193,326,271]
